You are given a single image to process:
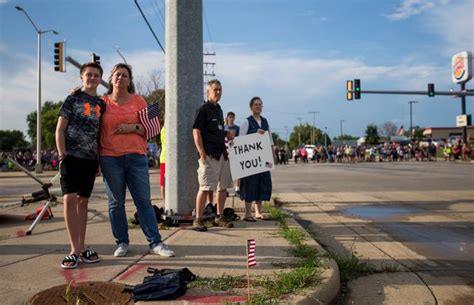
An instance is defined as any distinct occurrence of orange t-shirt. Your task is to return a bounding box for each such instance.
[99,94,147,157]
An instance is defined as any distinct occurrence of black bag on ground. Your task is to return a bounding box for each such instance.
[125,267,196,301]
[131,205,163,225]
[223,207,240,221]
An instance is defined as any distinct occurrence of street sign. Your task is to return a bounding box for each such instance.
[452,51,472,84]
[456,114,471,127]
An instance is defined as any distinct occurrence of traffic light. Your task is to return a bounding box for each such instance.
[90,53,100,65]
[427,83,435,97]
[54,42,65,72]
[346,80,353,100]
[354,79,361,99]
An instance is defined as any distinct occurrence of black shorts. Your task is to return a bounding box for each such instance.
[60,155,98,198]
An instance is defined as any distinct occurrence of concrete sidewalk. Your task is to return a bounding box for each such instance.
[0,175,339,304]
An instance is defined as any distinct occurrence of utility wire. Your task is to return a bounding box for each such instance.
[203,9,216,55]
[151,0,165,34]
[134,0,165,54]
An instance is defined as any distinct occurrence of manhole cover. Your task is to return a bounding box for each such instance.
[27,281,132,305]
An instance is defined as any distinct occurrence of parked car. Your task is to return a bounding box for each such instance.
[304,145,316,160]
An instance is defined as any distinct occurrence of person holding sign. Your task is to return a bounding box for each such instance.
[99,63,175,258]
[192,79,234,231]
[239,97,274,222]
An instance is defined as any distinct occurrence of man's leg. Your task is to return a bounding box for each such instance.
[196,190,209,219]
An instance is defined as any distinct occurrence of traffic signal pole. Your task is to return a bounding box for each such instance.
[65,56,110,89]
[353,89,474,96]
[461,83,467,143]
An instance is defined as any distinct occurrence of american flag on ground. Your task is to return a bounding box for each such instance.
[138,103,161,140]
[247,239,256,267]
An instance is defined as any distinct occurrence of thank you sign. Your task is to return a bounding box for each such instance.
[229,131,274,180]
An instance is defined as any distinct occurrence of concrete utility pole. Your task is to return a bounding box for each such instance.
[165,0,203,215]
[408,101,418,140]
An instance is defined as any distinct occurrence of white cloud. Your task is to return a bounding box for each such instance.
[385,0,440,21]
[1,42,462,140]
[424,0,474,54]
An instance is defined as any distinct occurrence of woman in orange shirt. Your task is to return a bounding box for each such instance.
[99,63,174,258]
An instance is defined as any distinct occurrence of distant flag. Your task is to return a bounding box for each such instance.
[138,103,161,140]
[247,239,256,267]
[397,125,405,136]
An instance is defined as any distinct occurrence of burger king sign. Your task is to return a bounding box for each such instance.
[452,51,472,84]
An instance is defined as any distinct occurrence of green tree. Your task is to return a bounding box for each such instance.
[289,123,325,149]
[27,101,63,149]
[272,132,288,147]
[0,130,29,151]
[365,124,380,145]
[334,134,358,141]
[404,127,424,140]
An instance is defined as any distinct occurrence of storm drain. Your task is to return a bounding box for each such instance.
[27,281,133,305]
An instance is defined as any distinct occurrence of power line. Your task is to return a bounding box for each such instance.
[134,0,165,54]
[203,8,216,55]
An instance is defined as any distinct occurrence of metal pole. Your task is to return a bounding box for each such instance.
[408,101,418,140]
[296,117,303,145]
[36,31,42,173]
[115,47,127,64]
[461,83,467,144]
[16,6,58,174]
[324,127,327,147]
[308,111,319,145]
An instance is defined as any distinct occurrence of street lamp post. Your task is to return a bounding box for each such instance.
[308,111,319,145]
[16,6,58,173]
[115,46,127,63]
[296,117,303,146]
[324,127,328,148]
[340,120,345,139]
[408,101,419,140]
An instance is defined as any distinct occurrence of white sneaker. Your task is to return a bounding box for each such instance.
[114,243,129,257]
[150,242,175,257]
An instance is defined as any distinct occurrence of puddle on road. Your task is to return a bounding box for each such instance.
[342,205,424,220]
[340,204,474,271]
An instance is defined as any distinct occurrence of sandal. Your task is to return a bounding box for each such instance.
[61,254,79,269]
[80,249,100,264]
[255,215,270,220]
[243,216,256,222]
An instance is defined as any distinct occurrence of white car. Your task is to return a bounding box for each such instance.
[304,145,316,160]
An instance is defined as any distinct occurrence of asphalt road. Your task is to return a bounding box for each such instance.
[272,160,474,304]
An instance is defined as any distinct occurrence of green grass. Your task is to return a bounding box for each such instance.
[188,274,247,291]
[127,217,140,229]
[329,252,376,282]
[189,204,324,304]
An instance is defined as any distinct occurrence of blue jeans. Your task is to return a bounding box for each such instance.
[100,154,161,248]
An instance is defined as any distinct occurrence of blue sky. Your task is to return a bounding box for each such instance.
[1,0,473,141]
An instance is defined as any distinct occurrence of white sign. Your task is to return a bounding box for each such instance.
[452,51,472,84]
[456,115,468,127]
[229,131,274,180]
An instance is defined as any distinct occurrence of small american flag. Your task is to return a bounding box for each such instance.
[247,239,256,267]
[138,103,161,140]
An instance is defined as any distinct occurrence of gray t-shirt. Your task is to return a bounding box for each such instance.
[58,91,105,160]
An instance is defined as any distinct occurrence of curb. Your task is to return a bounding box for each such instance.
[283,215,341,305]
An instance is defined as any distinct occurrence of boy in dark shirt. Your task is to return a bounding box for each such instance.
[55,62,105,268]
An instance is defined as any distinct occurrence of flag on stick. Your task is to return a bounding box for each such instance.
[138,103,161,140]
[247,239,256,267]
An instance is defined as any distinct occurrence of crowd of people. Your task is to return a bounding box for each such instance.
[279,139,473,164]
